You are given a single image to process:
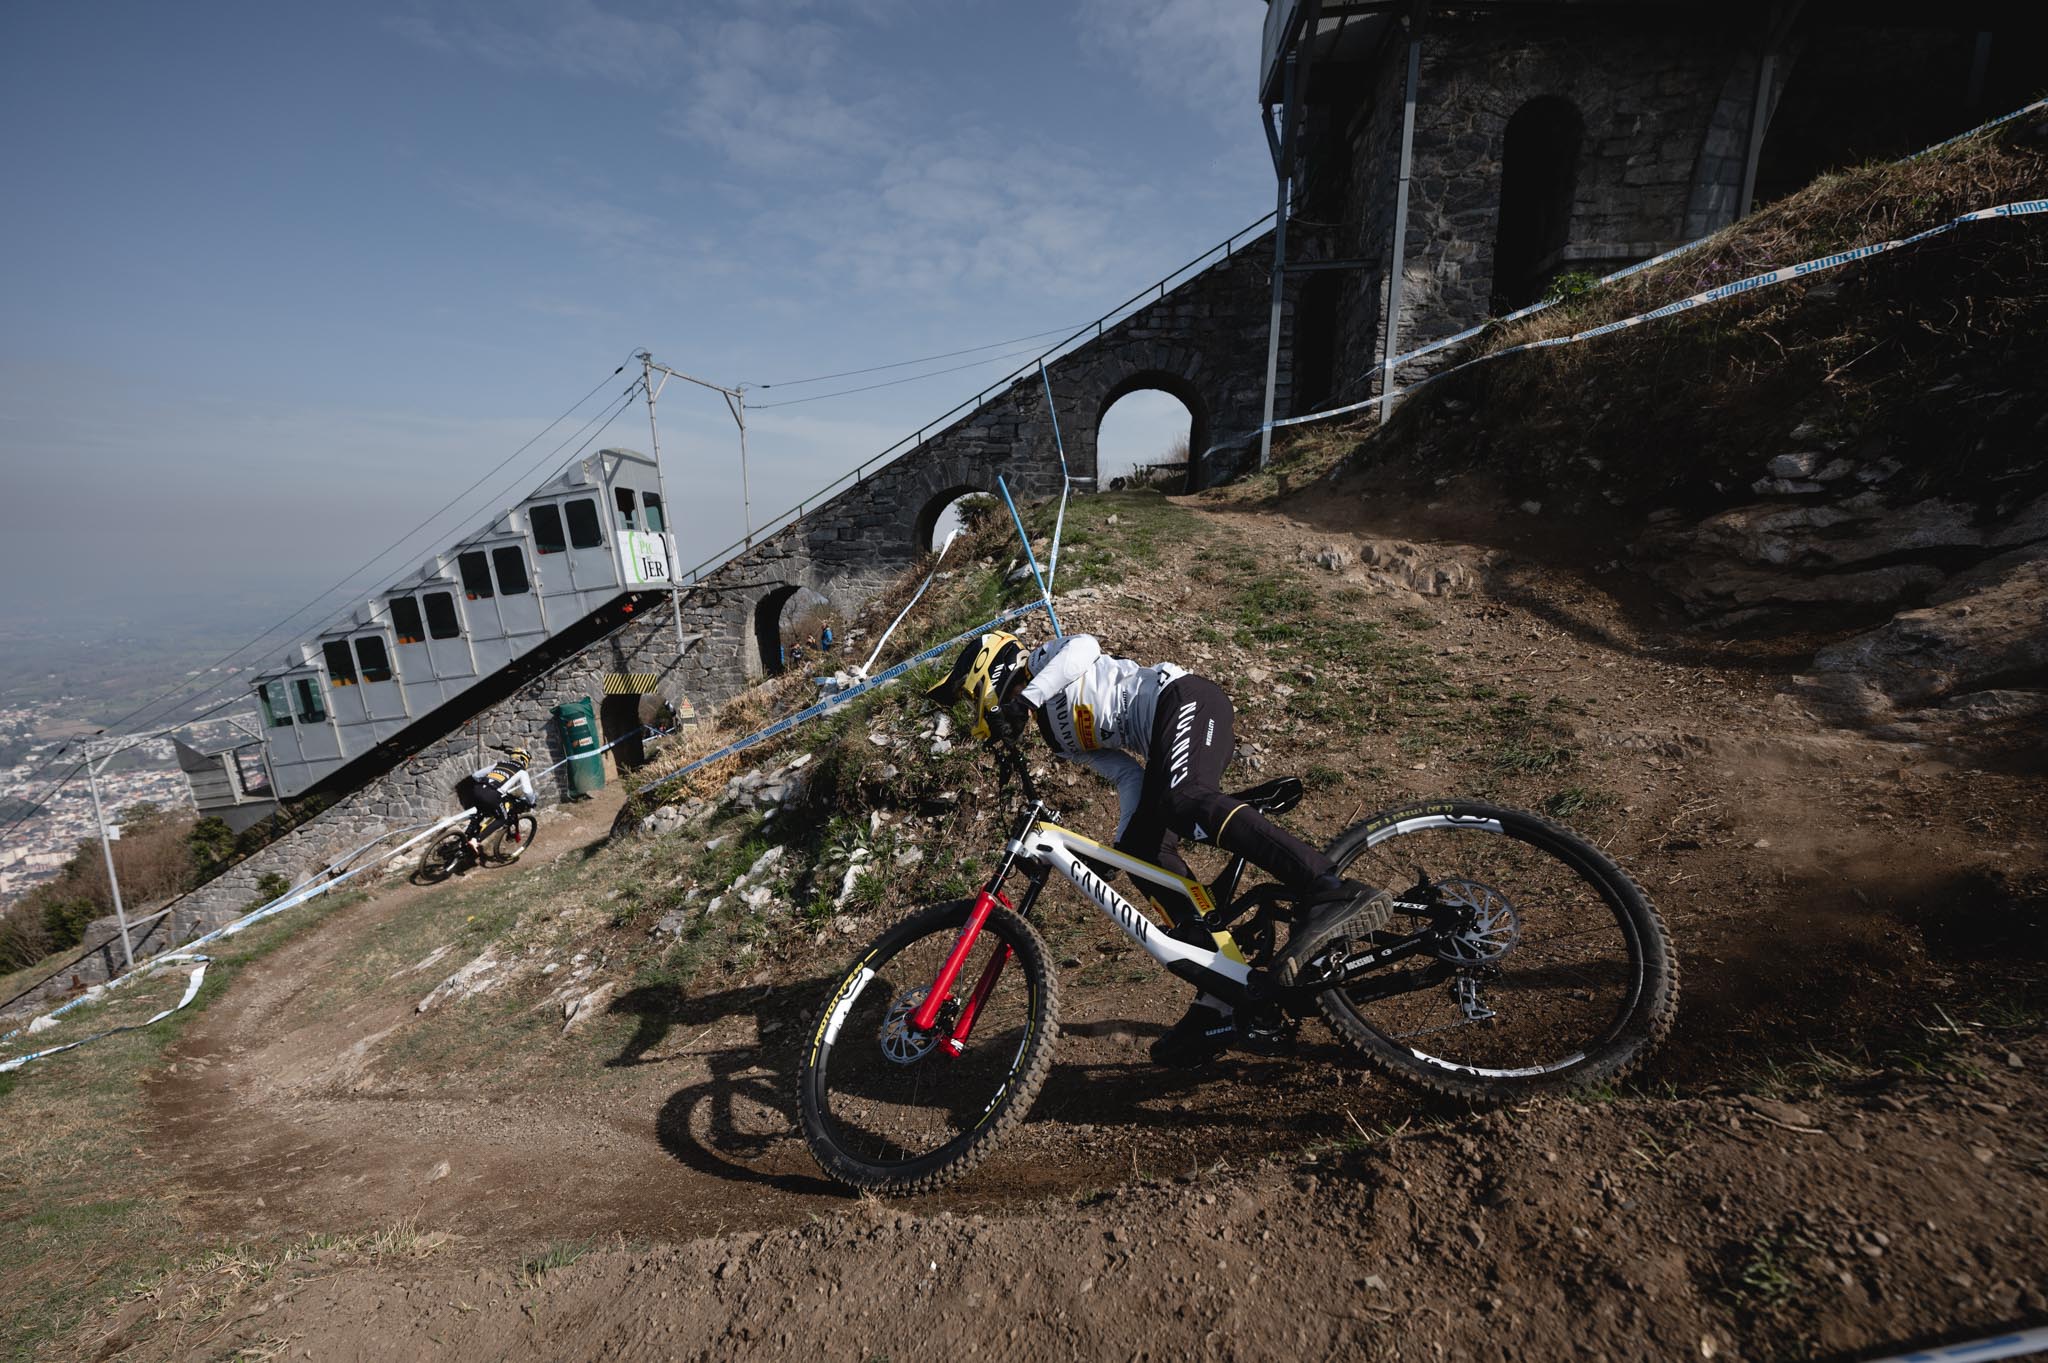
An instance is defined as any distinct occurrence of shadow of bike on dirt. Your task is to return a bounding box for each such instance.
[613,977,1419,1199]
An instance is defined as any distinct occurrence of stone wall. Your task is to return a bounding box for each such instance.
[1303,13,1754,397]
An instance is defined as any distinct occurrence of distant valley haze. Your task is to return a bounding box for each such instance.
[0,0,1267,721]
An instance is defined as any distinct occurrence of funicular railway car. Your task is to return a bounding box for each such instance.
[244,448,677,802]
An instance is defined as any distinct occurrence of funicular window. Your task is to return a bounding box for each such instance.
[294,678,326,721]
[234,750,271,797]
[492,547,530,594]
[389,596,426,644]
[423,592,462,639]
[642,492,666,533]
[260,680,293,728]
[530,504,566,555]
[565,498,604,549]
[354,635,393,683]
[614,488,638,531]
[322,641,357,686]
[458,551,495,600]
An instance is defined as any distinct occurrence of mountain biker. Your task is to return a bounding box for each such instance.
[929,631,1387,1067]
[466,748,535,855]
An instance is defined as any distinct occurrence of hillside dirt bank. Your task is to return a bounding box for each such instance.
[46,496,2047,1361]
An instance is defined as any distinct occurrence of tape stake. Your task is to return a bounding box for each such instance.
[996,475,1062,638]
[634,600,1050,803]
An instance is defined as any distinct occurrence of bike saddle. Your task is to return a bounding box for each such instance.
[1229,776,1303,816]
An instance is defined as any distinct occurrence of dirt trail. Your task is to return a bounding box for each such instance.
[90,499,2048,1361]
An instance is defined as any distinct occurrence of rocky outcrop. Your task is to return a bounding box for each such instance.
[1788,544,2048,735]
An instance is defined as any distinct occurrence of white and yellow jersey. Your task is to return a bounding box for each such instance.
[1019,634,1185,838]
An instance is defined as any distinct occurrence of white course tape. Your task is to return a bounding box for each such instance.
[0,810,472,1063]
[1857,1325,2048,1363]
[859,529,961,679]
[1207,192,2045,460]
[0,960,210,1073]
[1206,95,2048,456]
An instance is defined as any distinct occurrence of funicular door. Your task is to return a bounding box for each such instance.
[481,541,547,656]
[418,588,476,695]
[319,641,370,730]
[351,634,409,736]
[280,670,340,791]
[558,494,618,601]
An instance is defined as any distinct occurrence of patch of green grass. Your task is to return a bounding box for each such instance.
[1539,786,1618,820]
[519,1239,589,1286]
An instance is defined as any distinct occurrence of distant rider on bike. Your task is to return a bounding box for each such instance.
[929,632,1385,1067]
[466,748,535,855]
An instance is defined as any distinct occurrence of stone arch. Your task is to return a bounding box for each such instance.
[914,483,994,553]
[750,583,825,678]
[1093,369,1210,495]
[1491,96,1586,311]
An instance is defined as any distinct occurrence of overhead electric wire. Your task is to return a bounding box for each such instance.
[89,358,638,745]
[4,373,642,856]
[263,379,644,683]
[749,343,1054,411]
[747,324,1082,390]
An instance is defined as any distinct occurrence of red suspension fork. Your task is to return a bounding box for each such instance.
[944,943,1013,1057]
[909,889,1012,1033]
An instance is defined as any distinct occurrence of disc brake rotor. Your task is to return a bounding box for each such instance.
[878,987,944,1065]
[1429,877,1521,964]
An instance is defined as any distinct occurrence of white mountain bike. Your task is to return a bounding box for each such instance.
[796,736,1677,1195]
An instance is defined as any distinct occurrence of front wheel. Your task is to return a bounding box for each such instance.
[1315,800,1677,1102]
[797,898,1061,1196]
[480,813,538,866]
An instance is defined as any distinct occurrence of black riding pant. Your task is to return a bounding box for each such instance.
[1116,675,1336,925]
[470,786,507,837]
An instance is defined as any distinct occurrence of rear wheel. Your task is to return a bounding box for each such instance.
[480,813,538,866]
[1314,800,1677,1101]
[797,898,1060,1196]
[413,831,468,885]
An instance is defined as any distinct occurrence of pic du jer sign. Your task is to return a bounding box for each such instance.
[622,530,674,586]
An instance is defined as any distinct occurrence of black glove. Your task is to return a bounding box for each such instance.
[985,694,1032,743]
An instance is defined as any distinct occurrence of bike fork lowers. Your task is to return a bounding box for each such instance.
[908,801,1045,1052]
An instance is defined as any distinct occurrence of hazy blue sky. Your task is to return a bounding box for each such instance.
[0,0,1270,665]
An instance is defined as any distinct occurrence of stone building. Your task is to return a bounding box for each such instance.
[1264,0,2038,413]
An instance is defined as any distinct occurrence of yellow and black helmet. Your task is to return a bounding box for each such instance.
[507,748,531,766]
[927,631,1027,740]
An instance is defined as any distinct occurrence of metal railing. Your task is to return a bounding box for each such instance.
[673,210,1278,587]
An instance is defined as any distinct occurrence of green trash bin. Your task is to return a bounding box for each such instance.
[555,697,605,795]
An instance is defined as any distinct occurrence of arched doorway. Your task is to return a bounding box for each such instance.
[1492,97,1584,312]
[1096,374,1206,494]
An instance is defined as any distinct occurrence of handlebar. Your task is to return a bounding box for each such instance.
[989,730,1044,811]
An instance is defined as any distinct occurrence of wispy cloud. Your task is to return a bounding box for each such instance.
[385,0,689,87]
[1074,0,1263,128]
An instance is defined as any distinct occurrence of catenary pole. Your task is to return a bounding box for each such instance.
[639,354,690,653]
[83,747,136,969]
[1380,3,1425,425]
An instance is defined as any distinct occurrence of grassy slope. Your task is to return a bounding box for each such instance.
[0,896,362,1362]
[1275,112,2048,558]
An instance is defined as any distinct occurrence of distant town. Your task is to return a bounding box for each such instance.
[0,700,234,904]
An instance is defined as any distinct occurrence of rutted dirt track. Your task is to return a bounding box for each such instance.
[74,500,2048,1360]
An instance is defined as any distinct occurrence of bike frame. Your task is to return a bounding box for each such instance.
[907,800,1254,1048]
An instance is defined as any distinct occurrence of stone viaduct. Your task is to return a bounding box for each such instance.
[57,225,1290,965]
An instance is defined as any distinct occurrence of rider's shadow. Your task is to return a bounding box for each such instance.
[608,980,841,1195]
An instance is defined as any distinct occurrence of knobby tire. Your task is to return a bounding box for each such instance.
[797,898,1061,1196]
[1316,799,1677,1102]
